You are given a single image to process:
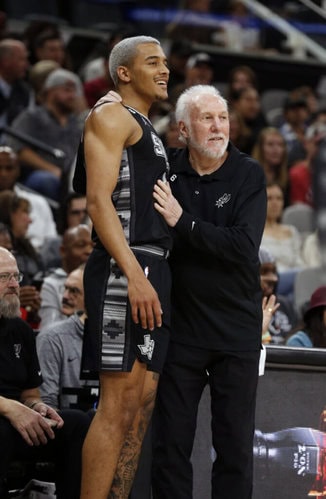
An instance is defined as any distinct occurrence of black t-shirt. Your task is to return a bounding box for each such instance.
[0,317,42,400]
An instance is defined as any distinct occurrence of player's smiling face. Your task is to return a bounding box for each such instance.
[130,43,169,102]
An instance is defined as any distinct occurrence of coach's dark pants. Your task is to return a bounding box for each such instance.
[152,342,260,499]
[0,409,91,499]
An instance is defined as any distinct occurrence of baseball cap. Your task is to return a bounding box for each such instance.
[43,68,79,91]
[304,286,326,320]
[186,52,214,70]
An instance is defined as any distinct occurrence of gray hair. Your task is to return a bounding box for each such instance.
[175,85,228,143]
[0,39,25,61]
[109,36,161,87]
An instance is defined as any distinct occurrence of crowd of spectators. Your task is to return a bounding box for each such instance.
[0,0,325,493]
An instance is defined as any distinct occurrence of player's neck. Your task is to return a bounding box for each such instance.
[119,88,152,118]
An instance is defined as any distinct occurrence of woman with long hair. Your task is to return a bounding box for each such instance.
[252,126,289,195]
[0,190,44,285]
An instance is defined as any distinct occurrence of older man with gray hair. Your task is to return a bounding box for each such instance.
[0,247,91,498]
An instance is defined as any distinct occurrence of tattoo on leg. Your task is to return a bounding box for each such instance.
[108,395,155,499]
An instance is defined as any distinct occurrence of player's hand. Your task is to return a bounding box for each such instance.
[128,272,163,331]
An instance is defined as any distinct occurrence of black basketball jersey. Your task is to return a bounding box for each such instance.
[73,103,172,251]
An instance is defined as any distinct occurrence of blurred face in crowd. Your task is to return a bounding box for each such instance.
[61,267,84,316]
[260,261,278,297]
[185,63,214,86]
[61,224,93,273]
[0,248,20,318]
[266,183,284,222]
[35,38,65,66]
[284,106,309,127]
[0,149,19,191]
[66,196,88,229]
[262,130,286,167]
[0,40,29,82]
[235,87,261,121]
[230,69,253,93]
[10,199,32,239]
[46,81,78,114]
[165,117,184,149]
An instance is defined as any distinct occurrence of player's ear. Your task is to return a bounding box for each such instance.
[117,65,131,83]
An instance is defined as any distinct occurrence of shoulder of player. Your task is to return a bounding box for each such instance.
[85,102,136,135]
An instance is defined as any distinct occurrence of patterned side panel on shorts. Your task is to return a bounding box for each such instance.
[101,260,129,370]
[101,149,131,370]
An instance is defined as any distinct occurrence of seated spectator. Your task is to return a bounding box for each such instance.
[5,68,84,201]
[261,181,305,297]
[167,52,216,101]
[259,246,297,345]
[0,190,43,329]
[28,59,60,107]
[0,221,41,330]
[0,190,44,284]
[289,85,320,125]
[37,264,98,410]
[0,39,30,141]
[31,28,66,67]
[289,118,326,207]
[286,286,326,348]
[158,111,185,149]
[0,247,91,499]
[226,64,259,103]
[41,191,89,270]
[228,107,252,152]
[231,86,267,154]
[39,224,93,329]
[279,97,310,167]
[0,145,58,251]
[251,127,289,201]
[58,192,89,234]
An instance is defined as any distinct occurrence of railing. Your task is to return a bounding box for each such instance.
[241,0,326,61]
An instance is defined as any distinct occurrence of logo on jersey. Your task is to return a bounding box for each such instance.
[138,334,155,360]
[151,132,167,160]
[14,344,21,359]
[216,193,231,208]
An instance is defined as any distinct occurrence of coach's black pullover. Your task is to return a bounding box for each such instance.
[168,143,267,351]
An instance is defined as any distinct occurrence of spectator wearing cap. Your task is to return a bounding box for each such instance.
[184,52,215,87]
[167,52,217,110]
[279,96,310,167]
[5,68,84,201]
[286,286,326,348]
